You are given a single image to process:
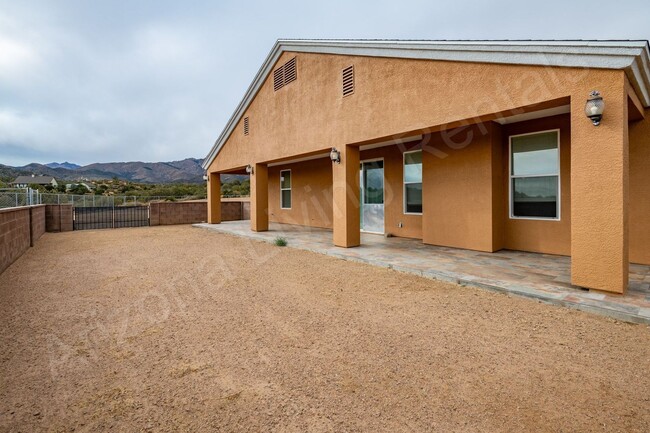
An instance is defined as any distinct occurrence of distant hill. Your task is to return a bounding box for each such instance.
[0,158,211,184]
[45,161,81,170]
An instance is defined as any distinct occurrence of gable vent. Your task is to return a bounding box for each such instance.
[342,65,354,97]
[284,57,297,84]
[273,57,297,91]
[273,67,284,91]
[243,117,249,135]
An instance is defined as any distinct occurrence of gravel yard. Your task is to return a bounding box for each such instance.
[1,225,649,432]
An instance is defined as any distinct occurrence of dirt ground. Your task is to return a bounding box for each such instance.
[1,225,649,432]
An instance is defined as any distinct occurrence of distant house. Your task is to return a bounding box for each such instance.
[65,182,94,192]
[11,175,58,188]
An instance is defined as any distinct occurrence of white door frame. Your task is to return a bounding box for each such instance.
[360,158,385,234]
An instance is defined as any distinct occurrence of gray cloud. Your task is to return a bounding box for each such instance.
[0,0,648,166]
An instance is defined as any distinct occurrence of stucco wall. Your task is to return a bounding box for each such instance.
[209,51,622,174]
[630,109,650,265]
[268,158,333,228]
[501,114,572,256]
[422,123,502,252]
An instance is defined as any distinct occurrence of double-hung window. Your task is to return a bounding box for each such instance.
[510,130,560,219]
[280,170,292,209]
[403,150,423,214]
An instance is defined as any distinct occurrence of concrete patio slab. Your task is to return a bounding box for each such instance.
[195,221,650,325]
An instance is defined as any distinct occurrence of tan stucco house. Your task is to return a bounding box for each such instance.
[202,40,650,294]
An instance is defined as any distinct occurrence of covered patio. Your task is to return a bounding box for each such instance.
[195,221,650,324]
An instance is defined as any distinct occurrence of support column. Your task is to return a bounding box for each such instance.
[571,81,629,293]
[207,173,221,224]
[332,145,360,247]
[250,163,268,232]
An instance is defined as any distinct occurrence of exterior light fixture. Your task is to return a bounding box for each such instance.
[585,91,605,126]
[202,174,208,181]
[330,147,341,164]
[245,164,254,174]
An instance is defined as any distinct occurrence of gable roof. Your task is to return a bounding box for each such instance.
[12,175,56,184]
[203,39,650,170]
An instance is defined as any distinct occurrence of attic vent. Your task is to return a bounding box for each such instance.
[284,57,297,84]
[243,117,249,135]
[273,57,297,91]
[342,65,354,97]
[273,67,284,91]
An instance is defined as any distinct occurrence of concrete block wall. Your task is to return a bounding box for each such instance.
[29,205,46,246]
[45,204,73,232]
[150,201,208,226]
[150,199,249,226]
[0,205,46,275]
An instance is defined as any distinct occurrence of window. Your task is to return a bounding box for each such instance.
[404,150,422,214]
[510,130,560,219]
[280,170,291,209]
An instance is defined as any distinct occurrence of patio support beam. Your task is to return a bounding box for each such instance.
[207,173,221,224]
[571,76,629,293]
[332,145,360,247]
[250,163,269,232]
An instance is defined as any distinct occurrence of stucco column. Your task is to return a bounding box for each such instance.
[332,145,360,247]
[571,82,629,293]
[207,173,221,224]
[250,163,269,232]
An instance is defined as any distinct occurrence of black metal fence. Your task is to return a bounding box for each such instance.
[73,206,149,230]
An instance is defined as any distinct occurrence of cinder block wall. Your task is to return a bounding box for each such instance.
[0,205,46,275]
[45,204,73,232]
[29,205,46,246]
[150,201,208,226]
[149,200,249,226]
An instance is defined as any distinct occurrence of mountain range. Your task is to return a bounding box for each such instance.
[1,158,208,184]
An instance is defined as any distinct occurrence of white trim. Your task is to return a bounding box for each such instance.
[360,158,385,234]
[280,169,292,210]
[202,39,650,170]
[508,129,561,221]
[403,150,423,215]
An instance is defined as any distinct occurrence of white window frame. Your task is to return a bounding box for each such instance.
[403,150,423,215]
[509,129,561,221]
[280,169,292,210]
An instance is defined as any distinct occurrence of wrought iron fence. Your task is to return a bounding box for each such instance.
[0,188,204,209]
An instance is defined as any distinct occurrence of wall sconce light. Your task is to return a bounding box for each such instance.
[585,91,605,126]
[202,174,208,181]
[245,164,254,174]
[330,147,341,164]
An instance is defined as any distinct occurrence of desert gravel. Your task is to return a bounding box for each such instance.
[1,225,649,432]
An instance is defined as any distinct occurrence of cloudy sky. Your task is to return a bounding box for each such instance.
[1,0,648,167]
